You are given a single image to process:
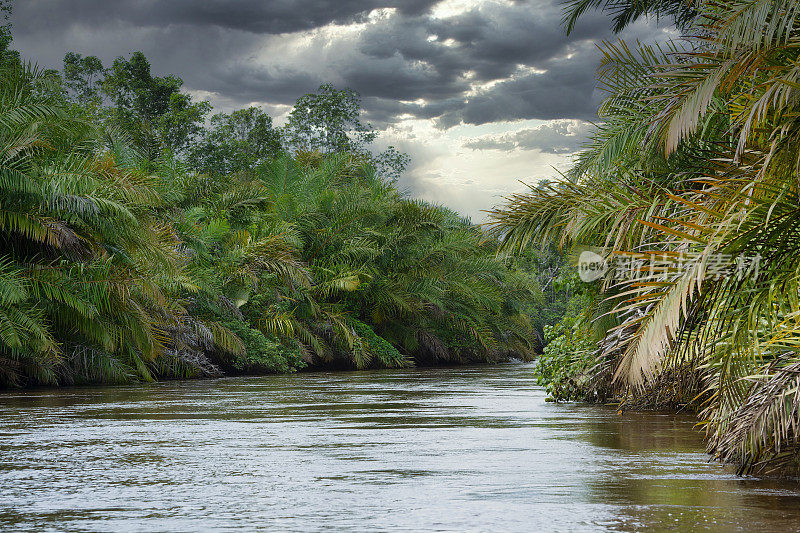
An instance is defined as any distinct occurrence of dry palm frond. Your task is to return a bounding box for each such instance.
[711,356,800,475]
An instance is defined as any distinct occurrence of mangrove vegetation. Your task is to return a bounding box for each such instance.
[0,6,551,388]
[492,0,800,476]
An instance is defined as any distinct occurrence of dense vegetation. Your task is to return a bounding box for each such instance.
[0,5,548,388]
[493,0,800,475]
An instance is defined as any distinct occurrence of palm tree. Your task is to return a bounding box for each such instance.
[1,62,542,384]
[491,0,800,475]
[562,0,697,33]
[0,62,242,385]
[179,152,541,371]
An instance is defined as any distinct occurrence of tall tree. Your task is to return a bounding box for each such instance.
[62,52,104,107]
[189,107,283,175]
[101,51,209,158]
[283,83,409,181]
[0,0,19,68]
[283,83,377,154]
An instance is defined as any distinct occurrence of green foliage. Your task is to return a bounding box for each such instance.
[282,83,409,181]
[0,0,19,69]
[372,145,411,183]
[169,153,540,372]
[0,1,9,49]
[188,107,283,175]
[103,51,211,157]
[158,92,211,156]
[562,0,697,34]
[221,320,305,374]
[534,315,594,401]
[283,83,376,154]
[55,55,409,181]
[103,51,181,122]
[531,267,598,400]
[349,319,410,368]
[493,0,800,476]
[57,50,211,161]
[0,61,214,387]
[63,52,104,107]
[0,13,541,390]
[504,245,571,346]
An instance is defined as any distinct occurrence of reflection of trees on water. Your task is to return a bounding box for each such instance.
[582,409,701,453]
[577,408,800,531]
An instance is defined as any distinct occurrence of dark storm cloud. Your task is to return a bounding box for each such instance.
[454,44,606,125]
[424,2,611,79]
[340,54,468,101]
[10,0,669,126]
[354,1,611,95]
[13,0,440,35]
[206,62,325,103]
[463,119,593,153]
[360,96,466,126]
[351,1,667,126]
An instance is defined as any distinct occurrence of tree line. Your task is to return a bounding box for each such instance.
[0,5,557,388]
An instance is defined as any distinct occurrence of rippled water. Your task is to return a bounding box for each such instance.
[1,362,799,532]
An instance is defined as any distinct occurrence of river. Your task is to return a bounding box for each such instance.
[1,362,799,532]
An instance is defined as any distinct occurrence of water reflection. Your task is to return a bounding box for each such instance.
[0,363,798,532]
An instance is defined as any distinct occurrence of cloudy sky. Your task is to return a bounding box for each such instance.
[10,0,674,222]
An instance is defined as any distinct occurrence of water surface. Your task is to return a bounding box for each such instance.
[1,363,799,531]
